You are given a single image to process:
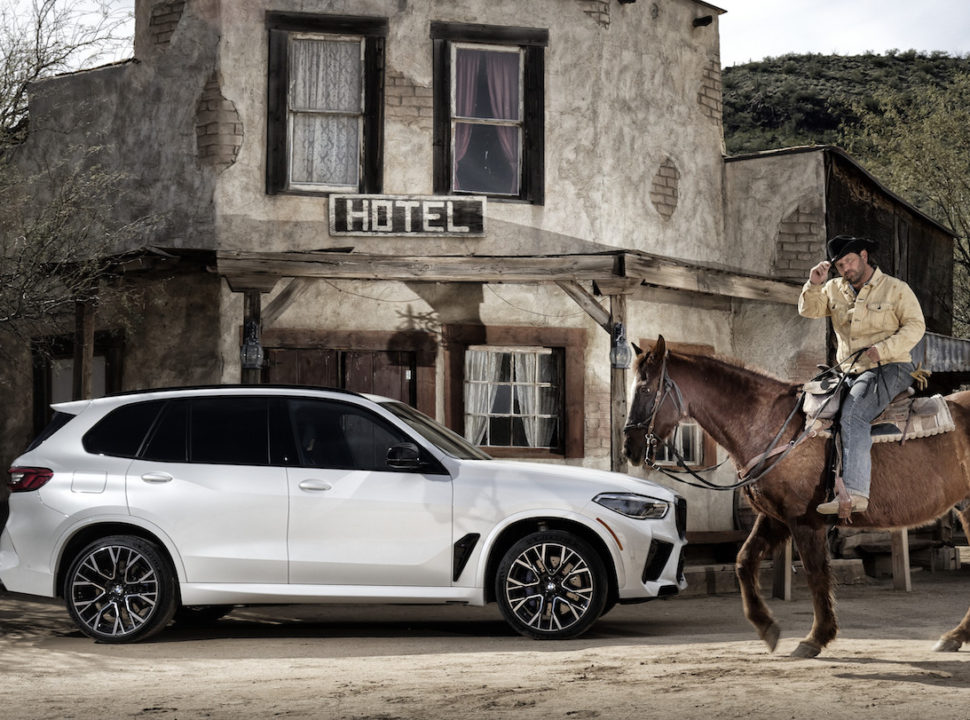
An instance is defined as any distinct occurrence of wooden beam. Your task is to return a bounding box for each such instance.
[219,251,621,284]
[622,254,800,305]
[771,537,793,601]
[263,277,316,328]
[73,300,95,401]
[556,280,610,331]
[241,290,263,385]
[610,295,629,474]
[891,528,912,591]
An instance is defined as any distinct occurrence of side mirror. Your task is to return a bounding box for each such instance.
[386,442,423,470]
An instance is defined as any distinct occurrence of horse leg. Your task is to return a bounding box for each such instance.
[934,503,970,652]
[789,522,837,658]
[736,513,790,652]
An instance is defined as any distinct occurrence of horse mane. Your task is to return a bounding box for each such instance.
[650,348,802,399]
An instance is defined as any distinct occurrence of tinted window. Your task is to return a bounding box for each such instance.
[142,400,188,463]
[83,401,165,458]
[29,411,77,452]
[288,399,411,471]
[190,397,269,466]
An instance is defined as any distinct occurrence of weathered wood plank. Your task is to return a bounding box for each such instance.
[556,280,610,330]
[219,251,621,283]
[622,254,801,305]
[891,528,912,592]
[610,295,629,474]
[262,277,316,328]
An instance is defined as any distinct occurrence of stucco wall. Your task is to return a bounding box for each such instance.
[209,0,727,262]
[724,151,827,278]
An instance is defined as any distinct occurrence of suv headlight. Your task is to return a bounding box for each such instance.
[594,492,669,520]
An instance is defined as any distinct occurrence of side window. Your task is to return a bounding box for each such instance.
[82,401,165,458]
[288,398,412,471]
[141,400,188,463]
[266,13,386,195]
[190,397,270,466]
[652,420,707,467]
[432,22,546,204]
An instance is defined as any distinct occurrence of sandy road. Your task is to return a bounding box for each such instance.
[3,569,970,719]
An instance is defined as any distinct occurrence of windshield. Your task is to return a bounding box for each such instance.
[381,401,491,460]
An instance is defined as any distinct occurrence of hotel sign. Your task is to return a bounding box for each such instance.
[330,194,486,237]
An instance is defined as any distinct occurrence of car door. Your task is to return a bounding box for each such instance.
[125,396,289,584]
[285,397,453,587]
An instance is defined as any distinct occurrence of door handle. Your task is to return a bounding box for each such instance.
[141,472,173,484]
[298,478,333,492]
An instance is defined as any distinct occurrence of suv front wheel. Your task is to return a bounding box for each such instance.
[64,535,178,643]
[495,530,608,640]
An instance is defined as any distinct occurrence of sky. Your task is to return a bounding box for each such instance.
[718,0,970,66]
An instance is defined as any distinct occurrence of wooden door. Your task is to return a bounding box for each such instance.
[265,348,415,406]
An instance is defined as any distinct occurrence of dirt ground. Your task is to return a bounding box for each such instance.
[3,569,970,720]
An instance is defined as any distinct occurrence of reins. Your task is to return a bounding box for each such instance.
[627,348,867,491]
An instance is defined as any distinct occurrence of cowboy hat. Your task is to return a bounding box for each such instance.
[827,235,878,262]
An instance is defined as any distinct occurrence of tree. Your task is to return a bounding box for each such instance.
[1,0,131,144]
[0,0,140,352]
[840,73,970,336]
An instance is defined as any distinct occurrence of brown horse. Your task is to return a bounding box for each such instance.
[623,335,970,658]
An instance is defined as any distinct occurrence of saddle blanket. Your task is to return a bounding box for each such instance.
[806,393,955,444]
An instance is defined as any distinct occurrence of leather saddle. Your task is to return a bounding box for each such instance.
[802,378,955,444]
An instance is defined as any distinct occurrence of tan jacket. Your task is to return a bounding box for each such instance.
[798,267,925,373]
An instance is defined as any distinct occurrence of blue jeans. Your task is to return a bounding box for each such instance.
[840,362,915,498]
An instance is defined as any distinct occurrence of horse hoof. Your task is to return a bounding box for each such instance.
[761,623,781,652]
[790,642,821,659]
[933,637,962,652]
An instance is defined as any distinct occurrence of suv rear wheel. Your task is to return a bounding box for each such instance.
[495,530,608,640]
[64,535,177,643]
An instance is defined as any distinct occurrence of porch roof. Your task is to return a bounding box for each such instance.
[215,247,802,306]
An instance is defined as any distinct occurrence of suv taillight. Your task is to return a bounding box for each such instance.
[9,467,54,492]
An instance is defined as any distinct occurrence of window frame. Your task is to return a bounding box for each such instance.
[431,22,546,205]
[266,12,387,196]
[464,345,563,451]
[444,325,585,459]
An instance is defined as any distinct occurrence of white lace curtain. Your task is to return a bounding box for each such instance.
[289,37,362,187]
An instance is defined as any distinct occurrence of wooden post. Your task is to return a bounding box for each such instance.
[73,299,95,400]
[610,294,628,474]
[771,537,793,600]
[241,289,263,385]
[891,528,912,591]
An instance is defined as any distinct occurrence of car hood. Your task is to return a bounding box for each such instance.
[451,458,681,503]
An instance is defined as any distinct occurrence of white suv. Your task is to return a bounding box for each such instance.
[1,386,686,642]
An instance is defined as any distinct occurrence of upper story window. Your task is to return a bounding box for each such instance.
[266,13,387,195]
[432,22,547,204]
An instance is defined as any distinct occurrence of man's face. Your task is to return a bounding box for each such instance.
[835,250,870,288]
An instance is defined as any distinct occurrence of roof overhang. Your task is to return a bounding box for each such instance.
[216,248,801,305]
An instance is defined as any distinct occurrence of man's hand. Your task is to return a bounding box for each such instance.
[809,260,831,285]
[865,346,881,363]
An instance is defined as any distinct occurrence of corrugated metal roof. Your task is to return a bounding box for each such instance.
[912,332,970,373]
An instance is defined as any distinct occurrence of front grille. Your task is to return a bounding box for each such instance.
[642,539,673,583]
[675,496,687,540]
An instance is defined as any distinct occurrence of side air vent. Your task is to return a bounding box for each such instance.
[452,533,480,581]
[642,539,673,583]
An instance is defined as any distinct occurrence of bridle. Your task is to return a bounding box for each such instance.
[623,352,842,491]
[623,353,687,466]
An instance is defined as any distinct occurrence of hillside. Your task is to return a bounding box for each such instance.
[722,50,970,155]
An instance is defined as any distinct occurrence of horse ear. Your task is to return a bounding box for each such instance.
[654,335,667,358]
[632,343,643,357]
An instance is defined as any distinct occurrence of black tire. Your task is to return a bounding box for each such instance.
[495,530,608,640]
[64,535,178,643]
[173,605,234,626]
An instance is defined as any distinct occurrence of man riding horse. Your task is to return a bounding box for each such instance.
[798,234,925,515]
